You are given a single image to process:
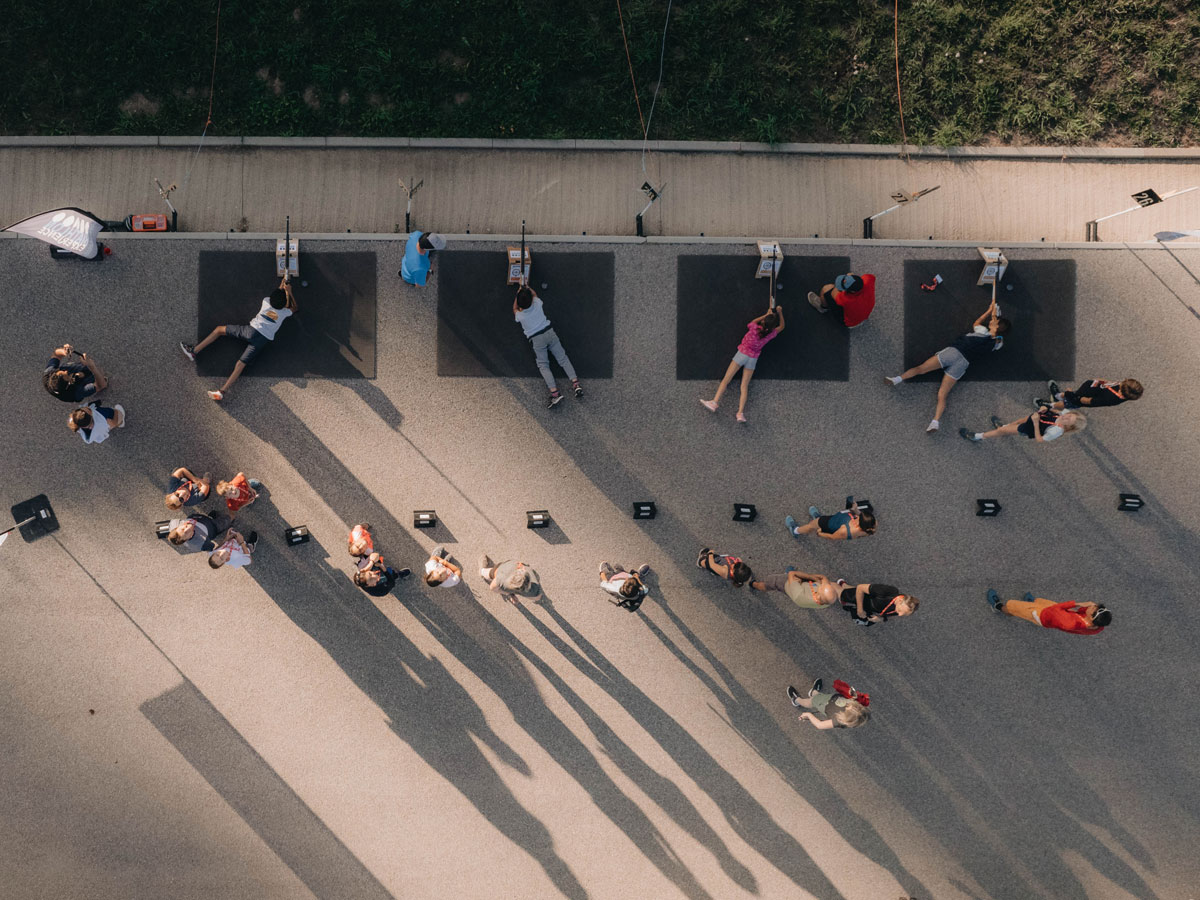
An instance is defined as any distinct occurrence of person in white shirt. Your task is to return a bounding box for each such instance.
[68,402,125,444]
[960,406,1087,444]
[513,285,583,409]
[208,529,257,570]
[424,546,462,588]
[599,562,651,612]
[180,278,297,401]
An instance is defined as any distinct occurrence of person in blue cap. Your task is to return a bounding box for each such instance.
[399,231,446,285]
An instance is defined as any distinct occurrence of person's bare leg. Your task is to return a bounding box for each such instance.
[219,360,247,393]
[711,360,741,404]
[933,373,957,423]
[795,518,821,535]
[899,355,943,381]
[979,420,1023,440]
[193,326,226,355]
[736,367,754,416]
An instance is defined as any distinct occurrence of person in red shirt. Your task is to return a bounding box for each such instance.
[987,589,1110,635]
[807,273,876,328]
[216,472,263,514]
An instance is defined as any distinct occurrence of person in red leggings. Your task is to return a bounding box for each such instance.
[987,590,1110,635]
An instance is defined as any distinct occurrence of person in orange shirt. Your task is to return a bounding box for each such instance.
[216,472,263,514]
[987,590,1110,635]
[807,272,876,328]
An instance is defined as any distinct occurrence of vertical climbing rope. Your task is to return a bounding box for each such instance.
[894,0,909,159]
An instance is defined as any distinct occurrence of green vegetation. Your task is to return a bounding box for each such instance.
[2,0,1199,145]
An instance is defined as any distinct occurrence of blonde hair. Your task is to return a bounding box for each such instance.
[901,595,920,614]
[165,493,183,510]
[1061,411,1088,433]
[832,699,870,728]
[215,480,232,495]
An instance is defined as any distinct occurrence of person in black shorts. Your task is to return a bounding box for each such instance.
[1036,378,1143,412]
[180,278,297,401]
[839,582,919,626]
[43,344,107,402]
[886,298,1010,433]
[961,406,1086,444]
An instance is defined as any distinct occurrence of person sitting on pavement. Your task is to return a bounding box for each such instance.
[807,272,876,328]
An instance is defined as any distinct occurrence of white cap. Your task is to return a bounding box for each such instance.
[426,232,446,250]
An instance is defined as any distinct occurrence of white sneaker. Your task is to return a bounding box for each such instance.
[700,399,718,413]
[886,375,902,385]
[926,419,939,432]
[114,404,126,427]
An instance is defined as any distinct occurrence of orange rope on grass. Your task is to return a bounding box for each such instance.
[894,0,909,158]
[616,0,647,139]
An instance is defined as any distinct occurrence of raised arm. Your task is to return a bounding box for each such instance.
[774,304,785,333]
[854,584,869,618]
[973,299,997,328]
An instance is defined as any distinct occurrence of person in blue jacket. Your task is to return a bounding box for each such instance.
[399,231,446,285]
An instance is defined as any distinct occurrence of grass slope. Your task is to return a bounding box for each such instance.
[2,0,1199,145]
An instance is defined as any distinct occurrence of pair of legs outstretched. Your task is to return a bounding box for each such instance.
[702,358,755,422]
[887,354,958,432]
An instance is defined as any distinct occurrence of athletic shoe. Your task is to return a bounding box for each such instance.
[1034,397,1050,409]
[179,342,195,361]
[547,392,563,408]
[1047,380,1061,398]
[247,478,264,491]
[696,548,710,568]
[990,415,1004,428]
[809,679,823,697]
[807,291,827,313]
[736,412,747,423]
[787,685,803,707]
[635,564,651,578]
[960,428,981,442]
[785,515,799,538]
[836,578,848,587]
[700,399,718,412]
[113,404,126,427]
[885,375,903,385]
[784,565,797,573]
[987,589,1003,611]
[479,555,494,573]
[926,419,940,432]
[808,506,820,519]
[207,390,224,402]
[573,381,584,399]
[1023,591,1036,603]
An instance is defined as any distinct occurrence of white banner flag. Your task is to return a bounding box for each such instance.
[4,207,105,259]
[0,531,9,550]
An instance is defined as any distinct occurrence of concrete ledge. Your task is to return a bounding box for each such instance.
[32,231,1193,252]
[7,135,1200,160]
[324,137,413,149]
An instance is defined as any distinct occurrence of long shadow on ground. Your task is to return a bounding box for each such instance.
[226,388,730,899]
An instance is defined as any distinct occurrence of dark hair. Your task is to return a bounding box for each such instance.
[619,577,642,598]
[269,288,288,309]
[418,235,435,251]
[757,311,780,337]
[353,569,373,587]
[208,553,225,569]
[857,511,877,534]
[425,570,446,586]
[1120,378,1143,400]
[994,317,1012,335]
[844,275,864,293]
[515,285,534,309]
[70,407,93,429]
[1092,606,1112,627]
[730,561,753,587]
[49,370,83,394]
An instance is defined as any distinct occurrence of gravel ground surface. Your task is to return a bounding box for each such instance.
[2,235,1198,900]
